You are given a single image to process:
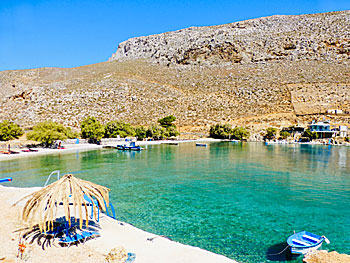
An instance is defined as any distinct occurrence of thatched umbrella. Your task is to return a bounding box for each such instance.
[14,174,110,232]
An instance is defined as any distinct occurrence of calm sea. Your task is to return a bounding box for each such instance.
[1,142,349,262]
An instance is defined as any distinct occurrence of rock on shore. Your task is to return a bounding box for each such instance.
[303,250,350,263]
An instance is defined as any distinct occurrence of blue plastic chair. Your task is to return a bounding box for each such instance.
[84,194,116,220]
[83,194,100,222]
[103,199,116,219]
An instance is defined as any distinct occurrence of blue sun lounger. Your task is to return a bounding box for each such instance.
[59,233,85,246]
[44,223,66,237]
[59,229,100,247]
[81,230,100,240]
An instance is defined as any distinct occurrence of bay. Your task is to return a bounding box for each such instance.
[1,142,349,262]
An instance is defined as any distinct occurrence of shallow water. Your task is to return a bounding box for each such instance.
[1,142,349,262]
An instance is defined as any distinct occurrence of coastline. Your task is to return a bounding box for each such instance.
[0,138,222,162]
[0,185,236,263]
[2,138,350,162]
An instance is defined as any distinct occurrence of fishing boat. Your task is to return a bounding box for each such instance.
[287,231,330,255]
[116,142,143,151]
[196,143,207,147]
[0,177,12,183]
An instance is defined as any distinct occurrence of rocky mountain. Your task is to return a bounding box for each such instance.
[110,11,350,66]
[1,11,349,138]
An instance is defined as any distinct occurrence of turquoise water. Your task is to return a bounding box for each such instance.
[1,142,349,262]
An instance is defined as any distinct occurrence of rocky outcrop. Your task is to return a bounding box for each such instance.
[303,250,350,263]
[109,11,350,66]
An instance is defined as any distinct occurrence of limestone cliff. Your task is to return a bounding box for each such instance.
[110,11,350,65]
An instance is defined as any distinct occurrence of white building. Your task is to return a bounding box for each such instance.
[327,109,343,114]
[339,126,348,138]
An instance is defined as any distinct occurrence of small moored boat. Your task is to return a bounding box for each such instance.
[0,177,12,183]
[287,231,330,255]
[116,142,144,151]
[196,143,207,147]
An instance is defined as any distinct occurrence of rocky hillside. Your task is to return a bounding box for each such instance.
[1,11,350,137]
[110,11,350,66]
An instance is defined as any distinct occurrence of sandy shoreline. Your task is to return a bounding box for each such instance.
[0,139,221,162]
[0,185,235,263]
[2,138,348,162]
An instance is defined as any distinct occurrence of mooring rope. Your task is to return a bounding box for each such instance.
[267,245,290,255]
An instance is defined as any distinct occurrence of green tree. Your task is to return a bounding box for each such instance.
[104,121,135,138]
[0,120,24,141]
[158,115,180,137]
[164,126,180,138]
[209,124,233,139]
[232,127,250,140]
[146,125,166,140]
[80,117,105,142]
[265,127,278,140]
[302,129,318,140]
[279,131,290,140]
[158,115,176,128]
[27,121,77,146]
[134,126,147,140]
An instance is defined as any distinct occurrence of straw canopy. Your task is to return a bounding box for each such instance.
[14,174,110,232]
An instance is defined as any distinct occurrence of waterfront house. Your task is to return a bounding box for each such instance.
[309,121,336,139]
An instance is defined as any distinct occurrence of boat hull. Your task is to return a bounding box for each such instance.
[287,231,325,255]
[290,242,323,255]
[116,146,143,151]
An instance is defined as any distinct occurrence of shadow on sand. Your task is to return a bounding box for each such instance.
[15,216,101,250]
[266,242,300,261]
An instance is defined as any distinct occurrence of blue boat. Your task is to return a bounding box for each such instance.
[116,142,143,151]
[195,143,207,147]
[287,231,330,255]
[0,177,12,183]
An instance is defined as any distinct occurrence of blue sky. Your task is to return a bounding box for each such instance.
[0,0,349,71]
